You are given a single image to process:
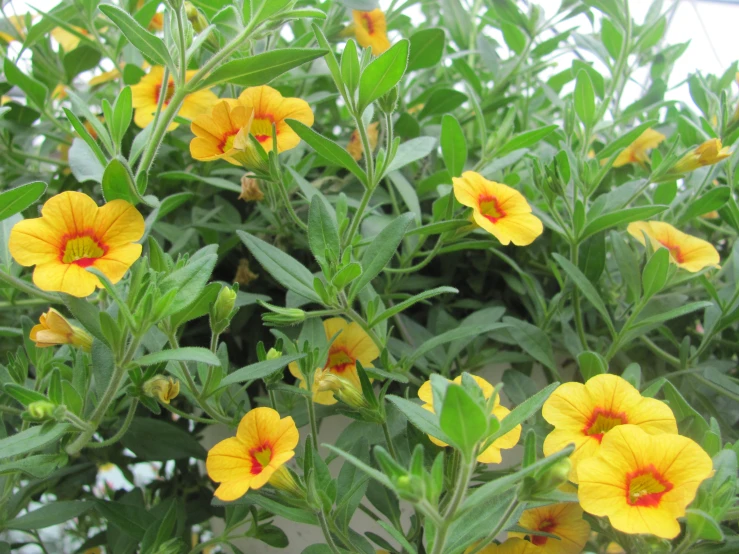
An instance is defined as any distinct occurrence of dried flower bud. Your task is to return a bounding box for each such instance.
[143,376,180,404]
[31,308,93,352]
[239,175,265,202]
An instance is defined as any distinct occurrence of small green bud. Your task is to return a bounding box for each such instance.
[184,2,209,34]
[266,348,282,360]
[213,286,237,322]
[28,400,56,420]
[259,301,306,326]
[522,457,572,499]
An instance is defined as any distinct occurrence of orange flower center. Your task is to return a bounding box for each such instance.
[531,520,556,546]
[252,116,277,144]
[658,240,684,263]
[249,443,273,475]
[326,347,355,373]
[219,130,239,153]
[360,12,375,34]
[60,234,107,267]
[583,407,628,442]
[478,194,506,223]
[154,80,176,106]
[626,465,673,507]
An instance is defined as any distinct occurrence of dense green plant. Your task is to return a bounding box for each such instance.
[0,1,737,553]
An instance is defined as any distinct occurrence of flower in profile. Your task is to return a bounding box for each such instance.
[190,100,259,166]
[131,66,217,130]
[466,538,542,554]
[612,128,665,167]
[89,69,120,87]
[143,376,180,404]
[673,139,731,173]
[289,318,379,405]
[453,171,543,246]
[234,85,314,154]
[51,26,89,51]
[627,221,720,273]
[8,191,145,298]
[206,407,300,501]
[418,375,521,464]
[239,175,264,202]
[578,425,713,538]
[347,122,380,161]
[509,491,590,554]
[352,9,391,55]
[31,308,92,351]
[542,374,677,482]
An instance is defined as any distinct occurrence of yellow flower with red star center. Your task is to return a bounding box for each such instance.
[233,85,314,154]
[627,221,720,273]
[418,375,521,464]
[352,9,391,55]
[8,192,145,298]
[289,317,379,405]
[612,128,665,167]
[542,374,677,483]
[190,100,259,166]
[131,66,218,130]
[673,138,731,173]
[453,171,543,246]
[206,407,300,501]
[466,538,542,554]
[578,424,712,538]
[509,487,590,554]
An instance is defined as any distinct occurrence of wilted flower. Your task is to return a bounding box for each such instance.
[453,171,543,246]
[143,376,180,404]
[30,308,92,351]
[347,122,380,161]
[578,425,712,538]
[352,9,390,55]
[627,221,720,273]
[239,175,264,202]
[673,139,731,173]
[234,258,258,286]
[9,192,145,297]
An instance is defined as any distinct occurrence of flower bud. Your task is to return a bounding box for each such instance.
[27,400,56,420]
[315,371,369,409]
[239,175,265,202]
[266,347,282,360]
[673,139,731,173]
[143,376,180,404]
[259,302,306,326]
[211,285,237,331]
[268,465,304,497]
[522,457,572,499]
[30,308,93,351]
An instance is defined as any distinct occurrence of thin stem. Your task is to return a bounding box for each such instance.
[343,183,375,249]
[570,243,588,350]
[671,533,695,554]
[174,5,188,86]
[87,399,138,448]
[64,412,94,432]
[380,419,398,461]
[306,396,320,442]
[162,402,218,424]
[275,176,308,231]
[8,150,68,166]
[0,272,62,303]
[431,452,476,554]
[465,496,520,554]
[317,511,342,554]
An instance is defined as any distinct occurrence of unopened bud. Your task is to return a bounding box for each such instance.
[31,308,93,352]
[260,302,306,326]
[523,458,572,499]
[673,139,731,173]
[28,400,56,420]
[266,348,282,360]
[315,371,368,409]
[239,175,264,202]
[268,465,304,497]
[212,285,237,330]
[394,474,424,502]
[143,376,180,404]
[184,2,208,34]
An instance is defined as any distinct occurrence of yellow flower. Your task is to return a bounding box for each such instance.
[542,374,677,483]
[206,407,300,501]
[52,84,67,101]
[8,191,145,298]
[673,139,731,173]
[418,375,521,464]
[627,221,720,273]
[131,66,218,130]
[143,376,180,404]
[466,538,542,554]
[612,128,665,167]
[289,318,379,405]
[702,210,720,220]
[509,496,590,554]
[89,69,120,87]
[347,122,380,161]
[30,308,92,351]
[352,9,391,55]
[51,26,89,51]
[190,100,257,166]
[239,175,265,202]
[578,424,713,539]
[453,171,543,246]
[234,85,314,154]
[0,15,30,43]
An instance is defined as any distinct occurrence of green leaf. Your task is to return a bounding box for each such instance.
[662,381,709,437]
[441,0,471,49]
[580,205,668,240]
[308,196,340,266]
[0,424,70,460]
[99,5,174,68]
[679,186,731,223]
[441,115,467,177]
[3,384,47,406]
[0,181,46,221]
[3,58,48,109]
[170,282,221,329]
[251,0,293,24]
[385,395,454,445]
[385,136,437,174]
[498,125,558,156]
[218,354,305,389]
[340,39,360,94]
[159,248,218,315]
[322,444,394,490]
[369,287,458,327]
[199,48,327,88]
[121,418,207,460]
[133,347,221,367]
[111,86,133,148]
[610,231,641,302]
[574,69,595,127]
[102,158,137,204]
[0,454,67,479]
[63,45,101,81]
[349,213,414,299]
[5,501,92,530]
[407,322,509,368]
[577,351,607,381]
[332,263,362,289]
[633,301,713,328]
[490,382,558,442]
[237,230,320,302]
[597,119,659,160]
[686,509,724,542]
[418,89,467,120]
[501,22,526,55]
[407,28,445,71]
[440,385,487,457]
[642,248,669,298]
[501,317,558,375]
[552,253,614,331]
[286,120,367,186]
[158,170,241,193]
[358,39,409,113]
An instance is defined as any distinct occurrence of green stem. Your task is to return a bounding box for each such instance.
[275,176,308,231]
[671,532,695,554]
[0,272,62,303]
[9,150,68,166]
[380,419,398,461]
[64,412,93,432]
[161,402,218,424]
[317,511,342,554]
[343,182,375,249]
[570,243,588,350]
[87,399,138,448]
[431,453,476,554]
[306,395,320,442]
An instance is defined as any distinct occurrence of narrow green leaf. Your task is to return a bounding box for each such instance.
[218,354,306,389]
[498,125,558,156]
[3,58,48,109]
[308,196,340,266]
[0,182,46,221]
[369,287,458,327]
[407,28,445,71]
[358,39,409,113]
[441,115,467,177]
[99,5,174,68]
[574,69,595,127]
[580,205,668,240]
[133,347,221,367]
[552,253,614,330]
